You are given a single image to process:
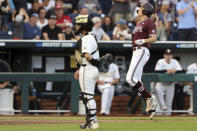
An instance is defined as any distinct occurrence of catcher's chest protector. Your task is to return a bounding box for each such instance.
[76,38,82,52]
[74,38,83,65]
[75,33,97,54]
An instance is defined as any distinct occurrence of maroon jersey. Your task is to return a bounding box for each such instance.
[132,18,156,48]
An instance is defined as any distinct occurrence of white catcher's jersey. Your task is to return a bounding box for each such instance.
[155,58,182,85]
[98,63,120,82]
[187,63,197,74]
[81,32,99,65]
[155,58,182,71]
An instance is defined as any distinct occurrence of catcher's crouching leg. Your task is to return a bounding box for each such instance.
[80,92,99,129]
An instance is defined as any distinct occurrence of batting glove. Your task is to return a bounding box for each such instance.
[135,39,145,45]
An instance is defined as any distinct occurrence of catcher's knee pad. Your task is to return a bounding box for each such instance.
[81,92,94,105]
[81,92,97,121]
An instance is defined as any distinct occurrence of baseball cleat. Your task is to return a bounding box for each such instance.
[149,112,155,120]
[162,107,167,111]
[100,110,106,115]
[101,113,106,116]
[145,97,156,113]
[80,120,99,129]
[80,123,89,129]
[89,120,99,129]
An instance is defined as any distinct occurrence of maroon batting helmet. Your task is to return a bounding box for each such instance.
[141,3,154,17]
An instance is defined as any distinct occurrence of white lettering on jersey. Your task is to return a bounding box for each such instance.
[133,26,143,34]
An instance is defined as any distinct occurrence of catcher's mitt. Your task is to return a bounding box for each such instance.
[75,50,83,64]
[98,53,112,73]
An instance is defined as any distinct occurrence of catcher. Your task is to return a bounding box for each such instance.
[74,15,111,129]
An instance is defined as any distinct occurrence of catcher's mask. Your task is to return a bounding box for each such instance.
[74,15,94,35]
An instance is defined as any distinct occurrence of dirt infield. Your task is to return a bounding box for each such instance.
[0,117,197,125]
[0,119,82,125]
[0,119,138,125]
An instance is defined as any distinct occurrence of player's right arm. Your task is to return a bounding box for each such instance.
[83,53,100,68]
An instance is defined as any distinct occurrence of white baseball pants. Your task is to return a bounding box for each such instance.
[79,64,99,94]
[155,83,175,115]
[0,89,14,115]
[126,47,150,86]
[99,86,114,115]
[79,64,99,121]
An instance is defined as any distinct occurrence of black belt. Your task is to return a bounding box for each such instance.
[81,64,86,66]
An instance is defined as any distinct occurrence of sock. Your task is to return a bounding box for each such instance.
[133,81,151,98]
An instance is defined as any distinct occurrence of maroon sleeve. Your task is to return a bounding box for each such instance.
[147,21,156,37]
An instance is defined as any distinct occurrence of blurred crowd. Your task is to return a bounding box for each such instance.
[0,0,197,41]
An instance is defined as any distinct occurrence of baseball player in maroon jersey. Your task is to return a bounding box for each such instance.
[126,3,157,119]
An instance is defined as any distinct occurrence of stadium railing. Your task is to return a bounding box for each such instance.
[142,73,197,114]
[0,73,196,115]
[0,73,79,114]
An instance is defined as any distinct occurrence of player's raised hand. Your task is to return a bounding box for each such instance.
[135,39,145,45]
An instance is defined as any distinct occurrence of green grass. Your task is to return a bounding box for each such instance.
[0,116,197,131]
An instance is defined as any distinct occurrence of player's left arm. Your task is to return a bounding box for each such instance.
[144,34,157,44]
[135,34,157,45]
[145,22,157,44]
